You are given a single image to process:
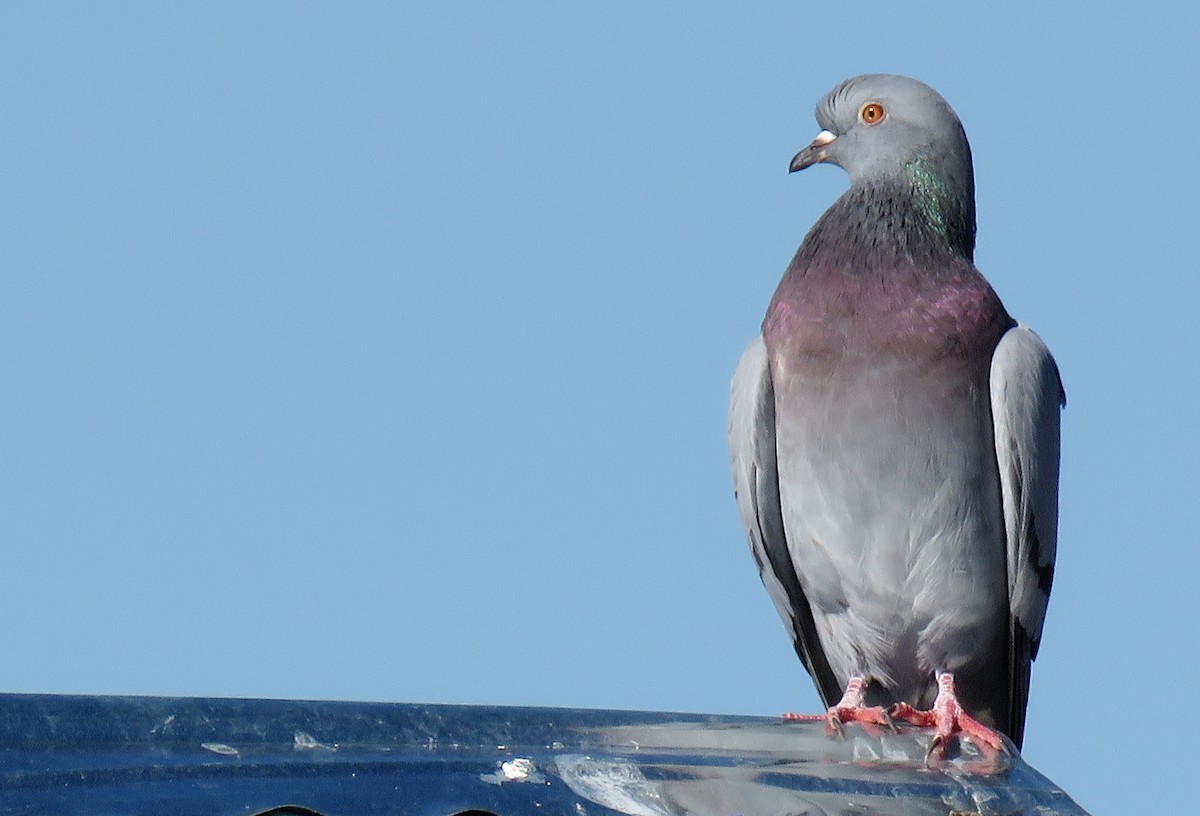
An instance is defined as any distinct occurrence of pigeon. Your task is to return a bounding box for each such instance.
[728,74,1063,753]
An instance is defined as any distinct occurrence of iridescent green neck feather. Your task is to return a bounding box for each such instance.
[905,155,976,261]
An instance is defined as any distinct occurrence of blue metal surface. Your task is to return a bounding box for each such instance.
[0,693,1088,815]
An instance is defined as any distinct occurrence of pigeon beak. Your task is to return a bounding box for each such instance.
[789,130,837,173]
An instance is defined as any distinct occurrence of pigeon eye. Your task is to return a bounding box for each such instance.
[860,102,886,125]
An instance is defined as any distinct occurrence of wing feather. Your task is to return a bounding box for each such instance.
[989,324,1065,746]
[729,335,840,705]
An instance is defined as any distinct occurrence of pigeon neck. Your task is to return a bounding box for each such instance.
[799,172,976,269]
[903,156,976,260]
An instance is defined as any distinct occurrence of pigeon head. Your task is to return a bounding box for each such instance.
[791,74,977,258]
[790,74,973,183]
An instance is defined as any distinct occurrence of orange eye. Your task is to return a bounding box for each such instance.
[860,102,886,125]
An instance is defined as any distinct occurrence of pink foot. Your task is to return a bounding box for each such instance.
[890,672,1005,758]
[783,675,895,736]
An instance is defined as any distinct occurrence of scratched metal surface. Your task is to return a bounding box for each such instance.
[0,694,1088,816]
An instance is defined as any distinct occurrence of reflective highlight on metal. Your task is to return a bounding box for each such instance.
[0,694,1089,815]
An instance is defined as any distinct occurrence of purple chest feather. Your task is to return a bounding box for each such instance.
[763,258,1011,369]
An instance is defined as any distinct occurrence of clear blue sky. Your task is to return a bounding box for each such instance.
[2,4,1195,813]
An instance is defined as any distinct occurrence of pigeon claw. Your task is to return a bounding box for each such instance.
[781,674,896,736]
[889,672,1007,761]
[782,702,894,736]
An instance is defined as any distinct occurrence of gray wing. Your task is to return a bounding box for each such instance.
[728,335,840,705]
[989,323,1065,746]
